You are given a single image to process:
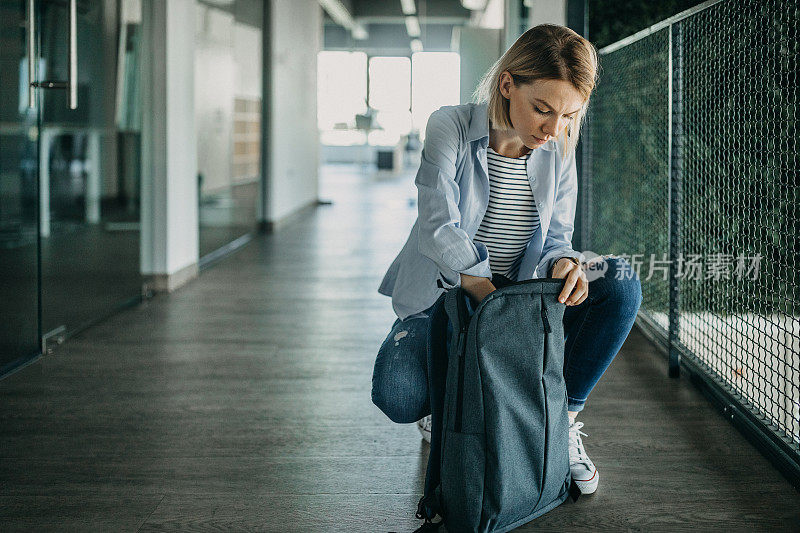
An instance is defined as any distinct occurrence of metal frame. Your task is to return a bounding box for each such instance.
[597,0,724,55]
[667,22,683,379]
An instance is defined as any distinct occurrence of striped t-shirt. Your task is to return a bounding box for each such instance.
[473,146,541,280]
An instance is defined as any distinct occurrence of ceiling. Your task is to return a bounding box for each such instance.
[322,0,483,55]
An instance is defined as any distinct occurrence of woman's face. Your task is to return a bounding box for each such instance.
[499,72,585,150]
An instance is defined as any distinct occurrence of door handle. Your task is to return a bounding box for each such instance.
[27,0,35,108]
[28,0,78,110]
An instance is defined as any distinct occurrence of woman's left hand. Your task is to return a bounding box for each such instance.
[551,257,588,306]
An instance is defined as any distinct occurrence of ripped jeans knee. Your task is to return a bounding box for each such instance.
[371,316,431,423]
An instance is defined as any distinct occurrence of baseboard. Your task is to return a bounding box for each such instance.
[145,262,199,293]
[258,199,322,234]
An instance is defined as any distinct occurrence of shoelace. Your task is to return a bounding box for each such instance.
[568,421,592,466]
[419,415,432,432]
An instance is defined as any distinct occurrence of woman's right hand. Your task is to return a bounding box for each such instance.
[460,273,496,303]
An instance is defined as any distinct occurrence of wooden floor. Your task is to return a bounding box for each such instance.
[1,165,798,531]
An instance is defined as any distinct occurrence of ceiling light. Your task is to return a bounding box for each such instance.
[400,0,416,15]
[352,24,368,40]
[410,39,423,53]
[318,0,350,27]
[460,0,487,10]
[318,0,369,40]
[405,16,421,37]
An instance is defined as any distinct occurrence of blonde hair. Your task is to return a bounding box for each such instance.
[473,24,599,157]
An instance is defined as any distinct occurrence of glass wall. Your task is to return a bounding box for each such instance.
[0,0,144,375]
[195,0,263,259]
[0,1,40,371]
[38,0,143,340]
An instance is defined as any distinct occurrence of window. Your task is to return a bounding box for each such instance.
[317,51,367,145]
[367,56,412,146]
[411,52,461,140]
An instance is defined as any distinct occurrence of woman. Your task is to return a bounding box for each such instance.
[372,24,642,495]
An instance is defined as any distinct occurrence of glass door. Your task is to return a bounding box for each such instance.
[35,0,143,344]
[196,0,263,260]
[0,0,41,373]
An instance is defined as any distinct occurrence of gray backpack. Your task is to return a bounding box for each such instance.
[416,278,581,533]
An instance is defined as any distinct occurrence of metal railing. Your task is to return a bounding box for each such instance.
[582,0,800,488]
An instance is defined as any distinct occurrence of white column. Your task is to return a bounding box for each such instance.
[140,0,199,292]
[526,0,567,27]
[265,0,321,227]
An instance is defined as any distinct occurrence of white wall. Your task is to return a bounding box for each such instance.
[266,0,321,223]
[526,0,566,27]
[141,0,199,288]
[456,27,502,104]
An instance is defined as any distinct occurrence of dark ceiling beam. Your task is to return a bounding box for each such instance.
[352,0,470,19]
[324,22,457,52]
[352,15,468,24]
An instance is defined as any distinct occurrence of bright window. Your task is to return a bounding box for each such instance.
[317,51,367,145]
[317,51,461,147]
[369,57,411,111]
[411,52,461,140]
[368,56,412,146]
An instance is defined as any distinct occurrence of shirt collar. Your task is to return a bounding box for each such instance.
[467,102,556,152]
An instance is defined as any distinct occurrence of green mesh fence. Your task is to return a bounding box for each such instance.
[586,27,671,331]
[586,0,800,464]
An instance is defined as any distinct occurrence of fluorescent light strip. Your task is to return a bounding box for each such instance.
[405,15,421,37]
[318,0,369,40]
[400,0,416,15]
[410,38,423,52]
[460,0,487,10]
[319,0,350,26]
[351,24,368,40]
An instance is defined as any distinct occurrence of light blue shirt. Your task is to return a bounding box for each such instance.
[378,102,585,320]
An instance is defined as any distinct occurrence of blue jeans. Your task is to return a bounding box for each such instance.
[371,256,643,423]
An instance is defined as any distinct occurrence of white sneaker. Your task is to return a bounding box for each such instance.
[569,419,599,494]
[417,415,432,443]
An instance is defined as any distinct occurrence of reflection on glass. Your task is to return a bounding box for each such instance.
[0,1,39,371]
[196,0,263,258]
[38,0,143,337]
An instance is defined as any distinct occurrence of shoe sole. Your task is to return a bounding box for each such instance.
[573,469,599,494]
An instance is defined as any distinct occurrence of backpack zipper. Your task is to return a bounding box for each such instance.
[453,289,554,433]
[540,292,552,333]
[454,322,468,433]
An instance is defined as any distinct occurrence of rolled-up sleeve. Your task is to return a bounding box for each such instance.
[534,147,585,278]
[415,109,492,289]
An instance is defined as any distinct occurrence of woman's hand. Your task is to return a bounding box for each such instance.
[551,257,588,306]
[460,273,496,304]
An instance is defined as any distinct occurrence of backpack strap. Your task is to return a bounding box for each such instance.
[417,294,450,528]
[414,495,444,531]
[569,477,582,502]
[443,287,470,336]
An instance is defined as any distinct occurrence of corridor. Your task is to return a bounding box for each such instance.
[1,166,798,531]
